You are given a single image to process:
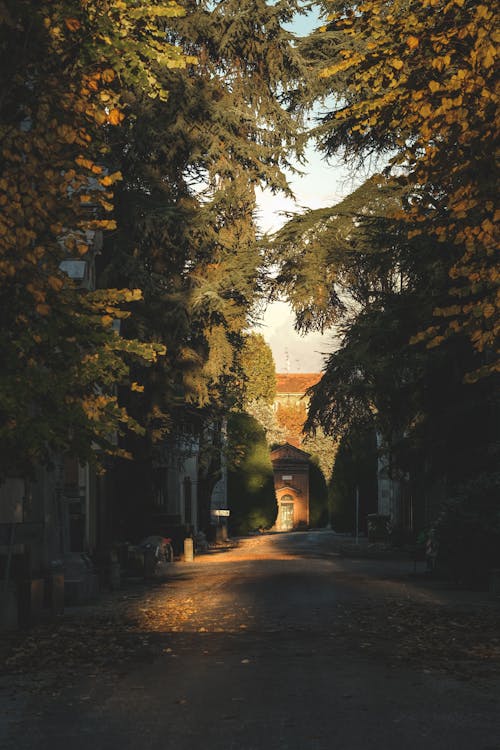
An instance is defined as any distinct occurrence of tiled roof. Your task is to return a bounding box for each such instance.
[275,373,322,394]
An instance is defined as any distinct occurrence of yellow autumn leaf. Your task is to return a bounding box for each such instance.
[482,45,496,69]
[97,219,117,230]
[101,69,115,83]
[65,18,81,32]
[48,275,64,291]
[36,303,50,316]
[108,108,125,126]
[407,36,419,50]
[100,171,123,187]
[75,156,94,170]
[131,382,145,392]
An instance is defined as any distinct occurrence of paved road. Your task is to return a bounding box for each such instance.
[2,531,500,750]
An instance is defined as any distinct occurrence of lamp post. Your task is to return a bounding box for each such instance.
[355,486,360,545]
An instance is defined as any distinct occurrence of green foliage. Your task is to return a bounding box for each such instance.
[245,399,287,447]
[308,458,329,528]
[434,473,500,585]
[98,0,308,454]
[227,412,277,534]
[302,429,337,484]
[271,176,402,332]
[302,0,499,377]
[274,167,499,547]
[239,333,277,405]
[0,0,186,475]
[328,427,378,533]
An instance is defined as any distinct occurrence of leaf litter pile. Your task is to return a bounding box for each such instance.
[1,582,499,693]
[0,584,254,693]
[333,598,500,680]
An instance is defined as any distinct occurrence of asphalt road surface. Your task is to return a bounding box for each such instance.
[2,531,500,750]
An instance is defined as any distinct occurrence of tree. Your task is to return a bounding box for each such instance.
[0,0,188,476]
[100,0,307,412]
[270,176,403,331]
[227,412,277,534]
[93,0,309,531]
[328,427,378,534]
[301,0,499,380]
[237,332,287,444]
[302,429,337,486]
[239,333,277,405]
[272,171,499,541]
[245,399,287,448]
[308,458,329,527]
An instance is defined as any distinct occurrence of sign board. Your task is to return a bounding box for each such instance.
[282,475,292,481]
[212,509,230,517]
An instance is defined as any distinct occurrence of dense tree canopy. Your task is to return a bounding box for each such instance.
[268,1,499,545]
[239,333,277,405]
[0,0,307,479]
[0,0,189,475]
[227,411,277,533]
[2,0,497,561]
[301,0,499,380]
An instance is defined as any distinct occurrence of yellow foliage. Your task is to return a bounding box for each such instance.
[101,69,115,83]
[64,18,81,32]
[75,156,95,170]
[47,275,64,291]
[107,108,125,126]
[100,171,122,187]
[390,58,404,70]
[317,0,498,368]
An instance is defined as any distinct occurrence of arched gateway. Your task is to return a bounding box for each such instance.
[270,443,311,531]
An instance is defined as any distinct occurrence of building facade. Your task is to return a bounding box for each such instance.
[274,373,321,447]
[270,443,311,531]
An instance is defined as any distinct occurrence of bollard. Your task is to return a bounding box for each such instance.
[184,537,194,562]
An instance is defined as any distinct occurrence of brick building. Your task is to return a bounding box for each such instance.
[274,373,321,447]
[270,443,311,531]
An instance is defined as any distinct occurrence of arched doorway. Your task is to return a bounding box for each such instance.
[279,493,294,531]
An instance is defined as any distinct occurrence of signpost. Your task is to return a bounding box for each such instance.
[212,509,230,541]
